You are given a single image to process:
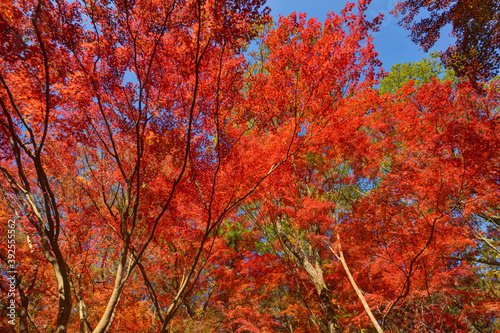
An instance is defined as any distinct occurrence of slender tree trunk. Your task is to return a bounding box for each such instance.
[327,240,383,333]
[52,247,73,333]
[92,243,129,333]
[19,286,29,333]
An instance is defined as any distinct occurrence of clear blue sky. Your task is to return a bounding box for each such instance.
[264,0,455,73]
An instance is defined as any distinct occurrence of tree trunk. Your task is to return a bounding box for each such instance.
[276,216,342,333]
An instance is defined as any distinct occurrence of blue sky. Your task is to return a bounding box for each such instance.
[264,0,455,72]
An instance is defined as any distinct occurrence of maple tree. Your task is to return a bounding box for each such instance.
[1,0,500,332]
[392,0,500,83]
[0,0,275,331]
[230,76,500,332]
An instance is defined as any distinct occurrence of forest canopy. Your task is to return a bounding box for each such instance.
[0,0,499,332]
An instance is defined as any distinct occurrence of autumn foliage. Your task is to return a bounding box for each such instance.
[393,0,500,83]
[1,0,499,332]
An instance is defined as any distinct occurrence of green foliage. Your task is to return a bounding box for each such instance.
[380,52,456,94]
[247,21,274,77]
[223,220,249,252]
